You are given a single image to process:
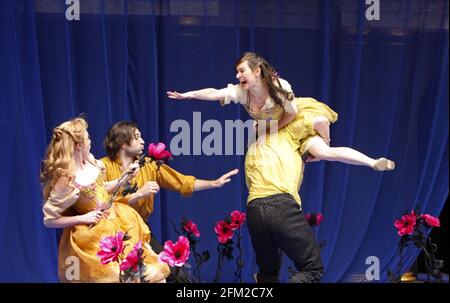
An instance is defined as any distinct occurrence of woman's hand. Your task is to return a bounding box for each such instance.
[78,210,103,225]
[167,91,192,100]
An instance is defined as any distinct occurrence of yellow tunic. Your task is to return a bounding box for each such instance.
[43,173,170,283]
[244,96,338,207]
[100,157,196,222]
[245,121,309,206]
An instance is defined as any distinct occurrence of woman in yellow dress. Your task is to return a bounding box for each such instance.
[167,52,395,171]
[40,117,170,283]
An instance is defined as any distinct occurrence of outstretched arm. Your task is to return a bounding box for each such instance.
[193,169,239,191]
[167,88,225,102]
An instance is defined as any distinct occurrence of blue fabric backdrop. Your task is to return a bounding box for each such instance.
[0,0,448,282]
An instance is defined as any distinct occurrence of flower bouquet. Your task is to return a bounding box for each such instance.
[388,209,444,283]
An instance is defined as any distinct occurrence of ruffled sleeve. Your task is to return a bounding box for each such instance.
[219,84,247,106]
[42,187,80,224]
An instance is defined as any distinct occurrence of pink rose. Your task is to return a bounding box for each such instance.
[148,143,172,160]
[421,214,440,228]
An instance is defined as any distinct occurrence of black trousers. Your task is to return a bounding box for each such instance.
[247,193,324,283]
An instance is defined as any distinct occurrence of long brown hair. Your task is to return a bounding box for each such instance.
[236,52,294,107]
[103,120,138,160]
[40,117,88,199]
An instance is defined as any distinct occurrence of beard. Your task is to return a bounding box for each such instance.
[124,147,142,160]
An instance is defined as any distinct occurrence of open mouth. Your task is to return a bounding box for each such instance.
[240,80,247,85]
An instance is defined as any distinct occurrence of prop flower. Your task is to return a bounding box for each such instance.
[214,220,234,244]
[421,214,440,228]
[389,209,443,283]
[394,211,417,236]
[158,236,191,283]
[184,220,200,238]
[148,142,172,160]
[97,231,126,265]
[171,217,209,283]
[305,212,326,249]
[120,241,142,272]
[305,213,324,226]
[158,236,190,267]
[230,210,246,230]
[97,230,147,283]
[147,143,172,171]
[214,210,246,283]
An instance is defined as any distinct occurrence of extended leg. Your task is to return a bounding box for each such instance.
[306,136,395,171]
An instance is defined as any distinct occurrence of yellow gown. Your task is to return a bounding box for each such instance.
[248,97,339,156]
[43,172,170,283]
[219,80,338,156]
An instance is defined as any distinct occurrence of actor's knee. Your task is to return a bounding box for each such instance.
[312,116,330,130]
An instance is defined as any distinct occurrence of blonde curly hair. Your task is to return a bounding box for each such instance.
[40,117,88,199]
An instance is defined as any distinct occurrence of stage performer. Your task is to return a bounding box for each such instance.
[41,117,169,283]
[167,52,395,171]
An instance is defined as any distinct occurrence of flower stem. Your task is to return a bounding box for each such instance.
[214,244,224,283]
[234,230,243,283]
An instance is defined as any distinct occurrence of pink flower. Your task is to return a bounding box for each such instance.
[421,214,440,228]
[306,213,324,226]
[148,143,172,161]
[119,241,142,272]
[394,211,417,236]
[229,210,246,230]
[315,213,324,225]
[184,220,200,237]
[97,231,125,265]
[158,236,190,267]
[214,220,234,244]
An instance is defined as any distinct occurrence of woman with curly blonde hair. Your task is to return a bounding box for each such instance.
[40,117,169,283]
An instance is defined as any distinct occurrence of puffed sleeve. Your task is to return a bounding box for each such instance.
[219,84,247,106]
[42,187,80,224]
[278,78,297,115]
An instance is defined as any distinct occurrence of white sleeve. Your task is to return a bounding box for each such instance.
[278,78,297,114]
[219,84,246,106]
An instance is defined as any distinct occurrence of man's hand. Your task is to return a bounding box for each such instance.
[137,181,160,198]
[212,169,239,188]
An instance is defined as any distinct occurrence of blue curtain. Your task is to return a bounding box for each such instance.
[0,0,447,282]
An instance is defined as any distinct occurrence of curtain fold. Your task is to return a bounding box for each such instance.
[0,0,447,282]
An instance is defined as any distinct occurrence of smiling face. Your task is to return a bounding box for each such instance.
[235,60,261,90]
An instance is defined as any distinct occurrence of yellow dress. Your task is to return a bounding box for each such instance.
[43,172,170,283]
[219,79,339,156]
[288,97,338,156]
[247,97,338,156]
